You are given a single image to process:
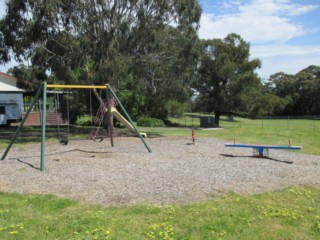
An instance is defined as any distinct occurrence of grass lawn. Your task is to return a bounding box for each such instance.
[142,116,320,155]
[0,187,319,239]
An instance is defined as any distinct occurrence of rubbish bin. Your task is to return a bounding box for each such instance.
[200,116,214,128]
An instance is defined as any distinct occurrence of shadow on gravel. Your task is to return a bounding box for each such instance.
[9,158,40,170]
[220,154,293,164]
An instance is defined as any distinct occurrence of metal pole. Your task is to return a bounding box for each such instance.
[40,82,47,171]
[106,84,152,153]
[106,88,114,147]
[1,83,44,160]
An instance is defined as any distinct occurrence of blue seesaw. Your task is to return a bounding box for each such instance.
[225,141,302,157]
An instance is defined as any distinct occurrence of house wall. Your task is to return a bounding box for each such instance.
[0,93,24,110]
[0,72,24,125]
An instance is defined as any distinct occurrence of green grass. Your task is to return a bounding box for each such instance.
[142,116,320,155]
[0,186,319,239]
[1,116,320,155]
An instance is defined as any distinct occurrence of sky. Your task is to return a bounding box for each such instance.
[0,0,319,79]
[198,0,320,79]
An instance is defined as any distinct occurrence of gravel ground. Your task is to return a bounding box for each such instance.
[0,136,319,206]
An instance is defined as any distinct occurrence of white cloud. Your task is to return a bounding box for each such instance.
[239,0,318,17]
[199,12,304,43]
[253,44,320,78]
[252,44,320,58]
[198,0,317,43]
[198,0,320,78]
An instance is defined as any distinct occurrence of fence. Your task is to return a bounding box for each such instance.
[169,114,320,131]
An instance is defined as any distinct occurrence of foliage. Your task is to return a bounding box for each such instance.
[137,117,165,127]
[165,100,188,118]
[7,64,47,90]
[193,33,261,126]
[267,65,320,115]
[116,74,145,121]
[75,115,92,126]
[0,187,320,239]
[0,0,202,120]
[134,25,201,119]
[242,89,289,118]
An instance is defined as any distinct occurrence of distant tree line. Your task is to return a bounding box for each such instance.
[0,0,319,126]
[264,65,320,116]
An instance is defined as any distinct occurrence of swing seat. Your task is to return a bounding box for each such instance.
[59,138,69,145]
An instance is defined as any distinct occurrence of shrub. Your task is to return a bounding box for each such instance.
[165,100,188,118]
[75,116,92,126]
[137,117,165,127]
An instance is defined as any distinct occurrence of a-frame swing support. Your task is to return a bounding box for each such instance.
[1,82,152,171]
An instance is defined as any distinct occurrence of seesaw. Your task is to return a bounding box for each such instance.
[225,141,302,157]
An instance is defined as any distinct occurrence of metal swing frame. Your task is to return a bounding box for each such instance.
[1,82,152,171]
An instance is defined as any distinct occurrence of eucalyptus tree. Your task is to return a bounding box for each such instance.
[269,65,320,115]
[0,0,201,118]
[131,24,201,118]
[194,33,261,126]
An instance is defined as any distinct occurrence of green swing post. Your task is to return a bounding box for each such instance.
[106,84,152,153]
[1,83,44,161]
[40,82,47,171]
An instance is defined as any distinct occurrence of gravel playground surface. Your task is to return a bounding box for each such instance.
[0,136,320,207]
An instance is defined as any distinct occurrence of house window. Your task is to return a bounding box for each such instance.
[0,106,5,114]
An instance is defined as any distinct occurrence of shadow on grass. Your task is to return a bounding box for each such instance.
[220,153,293,164]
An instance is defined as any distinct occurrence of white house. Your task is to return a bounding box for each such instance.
[0,72,24,125]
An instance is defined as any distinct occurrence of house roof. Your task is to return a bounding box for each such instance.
[0,81,24,92]
[0,72,17,81]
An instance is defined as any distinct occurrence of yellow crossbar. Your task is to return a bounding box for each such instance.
[47,84,108,89]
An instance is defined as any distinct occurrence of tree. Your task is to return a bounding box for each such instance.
[268,65,320,115]
[0,0,201,120]
[294,66,320,115]
[132,25,201,119]
[242,86,289,117]
[193,33,261,126]
[6,64,48,91]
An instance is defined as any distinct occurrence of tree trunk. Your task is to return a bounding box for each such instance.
[214,111,221,127]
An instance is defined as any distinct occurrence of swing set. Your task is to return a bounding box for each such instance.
[1,82,152,171]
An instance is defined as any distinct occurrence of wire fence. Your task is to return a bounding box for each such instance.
[169,115,320,131]
[231,116,320,131]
